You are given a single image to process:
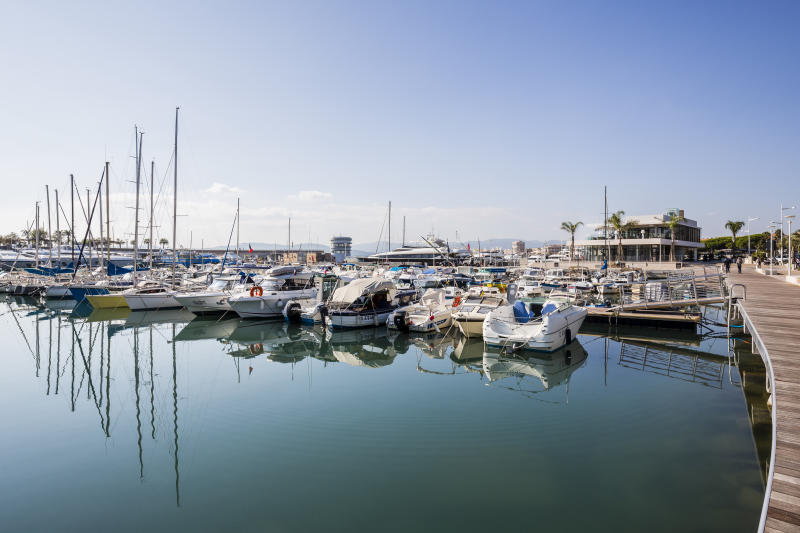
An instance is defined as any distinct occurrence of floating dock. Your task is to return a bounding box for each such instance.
[728,267,800,532]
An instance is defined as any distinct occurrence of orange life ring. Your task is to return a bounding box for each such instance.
[452,296,462,307]
[250,286,264,297]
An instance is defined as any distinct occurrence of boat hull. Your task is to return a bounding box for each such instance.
[45,285,74,299]
[328,309,396,329]
[123,293,182,311]
[86,294,129,309]
[229,289,317,318]
[173,292,231,314]
[455,317,484,338]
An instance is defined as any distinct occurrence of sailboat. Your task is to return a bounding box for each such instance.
[123,108,184,311]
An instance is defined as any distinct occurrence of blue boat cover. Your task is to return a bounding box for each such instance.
[108,263,149,276]
[23,266,73,276]
[513,301,535,323]
[422,268,436,274]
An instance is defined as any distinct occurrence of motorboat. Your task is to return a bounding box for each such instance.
[173,273,258,314]
[451,286,507,338]
[387,288,453,333]
[122,281,183,311]
[283,274,341,325]
[324,278,398,329]
[227,266,316,318]
[482,295,587,352]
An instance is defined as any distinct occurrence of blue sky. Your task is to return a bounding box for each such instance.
[1,0,798,247]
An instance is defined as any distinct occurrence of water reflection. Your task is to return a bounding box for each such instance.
[0,294,770,531]
[327,327,398,368]
[483,340,589,397]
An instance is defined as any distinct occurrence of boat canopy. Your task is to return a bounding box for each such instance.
[422,268,436,274]
[329,278,395,304]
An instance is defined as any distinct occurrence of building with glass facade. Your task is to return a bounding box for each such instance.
[574,209,702,263]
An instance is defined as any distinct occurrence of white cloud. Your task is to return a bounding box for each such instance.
[204,182,243,195]
[289,190,332,201]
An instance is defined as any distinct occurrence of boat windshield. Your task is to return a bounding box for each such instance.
[208,279,232,291]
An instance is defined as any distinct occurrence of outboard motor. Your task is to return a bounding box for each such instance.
[393,309,410,332]
[285,301,302,323]
[506,283,517,304]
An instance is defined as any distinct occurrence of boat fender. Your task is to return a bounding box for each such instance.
[206,273,213,284]
[565,328,571,344]
[250,286,263,297]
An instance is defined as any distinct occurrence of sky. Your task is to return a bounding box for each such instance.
[1,0,799,248]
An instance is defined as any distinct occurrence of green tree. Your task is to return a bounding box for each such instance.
[666,213,686,262]
[560,221,583,262]
[607,211,633,263]
[159,238,169,248]
[724,220,744,252]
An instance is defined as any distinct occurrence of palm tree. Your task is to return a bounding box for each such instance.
[560,221,583,262]
[159,238,169,248]
[725,220,744,252]
[607,211,633,263]
[666,213,686,262]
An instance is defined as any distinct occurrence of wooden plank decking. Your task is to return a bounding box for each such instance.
[729,266,800,532]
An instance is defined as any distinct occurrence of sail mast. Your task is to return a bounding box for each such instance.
[105,161,110,269]
[134,127,142,285]
[55,189,61,266]
[149,160,154,270]
[172,107,179,286]
[45,185,52,266]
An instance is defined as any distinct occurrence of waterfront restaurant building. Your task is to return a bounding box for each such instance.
[574,209,703,263]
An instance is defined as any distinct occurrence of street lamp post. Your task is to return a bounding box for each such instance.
[747,216,759,258]
[787,215,796,276]
[769,222,777,275]
[781,205,796,261]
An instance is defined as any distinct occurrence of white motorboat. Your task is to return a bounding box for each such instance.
[452,286,507,338]
[123,283,183,311]
[387,289,453,333]
[482,296,587,352]
[228,266,316,318]
[173,274,258,314]
[324,278,398,329]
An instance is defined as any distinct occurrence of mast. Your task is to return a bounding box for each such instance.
[149,160,154,270]
[236,197,240,260]
[98,176,103,270]
[388,201,391,254]
[55,189,61,266]
[402,215,406,247]
[35,202,40,268]
[134,127,142,284]
[105,161,110,268]
[604,185,609,264]
[70,174,75,267]
[86,189,92,269]
[45,186,52,266]
[172,107,179,286]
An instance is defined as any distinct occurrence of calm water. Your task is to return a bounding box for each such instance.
[0,297,768,533]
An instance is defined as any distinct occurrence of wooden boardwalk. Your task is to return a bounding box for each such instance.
[729,266,800,532]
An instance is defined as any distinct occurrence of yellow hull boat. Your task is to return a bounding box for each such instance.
[86,294,129,309]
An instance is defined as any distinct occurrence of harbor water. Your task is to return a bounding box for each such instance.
[0,297,767,532]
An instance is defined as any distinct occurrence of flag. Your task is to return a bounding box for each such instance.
[248,243,253,254]
[467,243,470,251]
